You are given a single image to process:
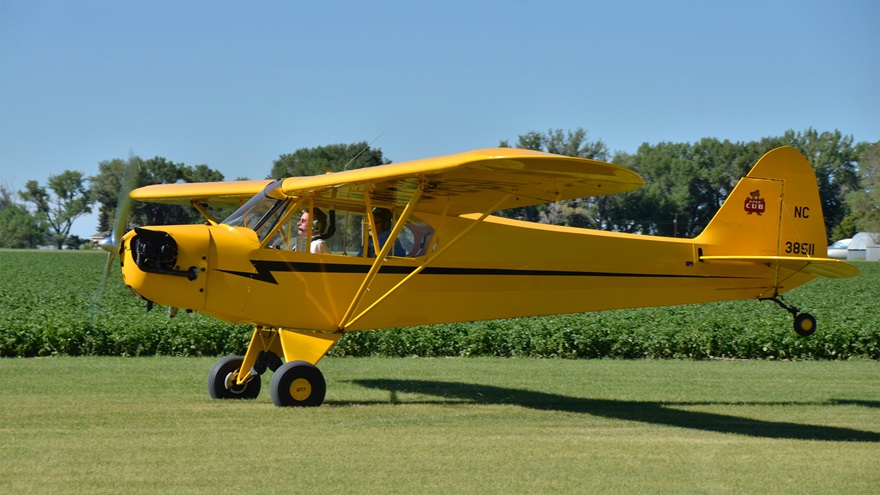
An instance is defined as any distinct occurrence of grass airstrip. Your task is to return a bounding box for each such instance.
[1,357,878,494]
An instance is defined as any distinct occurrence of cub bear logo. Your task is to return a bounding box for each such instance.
[744,189,765,215]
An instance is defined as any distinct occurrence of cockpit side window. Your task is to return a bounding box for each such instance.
[224,184,437,258]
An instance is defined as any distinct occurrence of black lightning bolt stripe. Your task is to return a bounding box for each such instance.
[217,260,364,284]
[217,260,757,285]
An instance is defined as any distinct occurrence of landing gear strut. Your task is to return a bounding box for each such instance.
[762,296,816,337]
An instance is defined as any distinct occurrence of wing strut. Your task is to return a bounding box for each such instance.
[339,191,513,331]
[191,201,220,225]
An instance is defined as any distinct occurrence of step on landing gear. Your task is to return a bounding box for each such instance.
[762,296,817,337]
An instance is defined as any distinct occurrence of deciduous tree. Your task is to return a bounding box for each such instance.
[19,171,92,249]
[90,157,227,232]
[0,185,45,248]
[269,142,390,179]
[837,141,880,237]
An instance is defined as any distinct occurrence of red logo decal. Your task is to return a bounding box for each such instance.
[744,190,765,215]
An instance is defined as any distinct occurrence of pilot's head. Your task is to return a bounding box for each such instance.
[298,208,326,236]
[372,208,393,232]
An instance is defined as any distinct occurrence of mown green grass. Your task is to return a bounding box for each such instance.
[0,357,877,494]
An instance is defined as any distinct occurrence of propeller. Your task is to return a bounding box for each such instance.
[92,156,141,317]
[100,156,141,259]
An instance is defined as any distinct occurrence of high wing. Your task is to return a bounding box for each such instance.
[130,180,274,207]
[128,149,643,215]
[279,148,645,215]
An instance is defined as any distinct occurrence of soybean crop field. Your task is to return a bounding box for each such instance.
[1,250,878,359]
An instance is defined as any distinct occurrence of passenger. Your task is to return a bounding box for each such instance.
[297,208,330,254]
[359,207,406,257]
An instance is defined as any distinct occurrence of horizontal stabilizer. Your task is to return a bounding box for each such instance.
[700,255,860,279]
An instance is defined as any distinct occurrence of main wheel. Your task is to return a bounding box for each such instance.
[793,313,817,337]
[270,360,326,407]
[207,356,261,399]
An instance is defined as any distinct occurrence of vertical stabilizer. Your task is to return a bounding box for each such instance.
[697,146,828,258]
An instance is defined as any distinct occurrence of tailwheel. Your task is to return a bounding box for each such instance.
[762,296,818,337]
[793,313,817,337]
[207,356,261,400]
[270,360,326,407]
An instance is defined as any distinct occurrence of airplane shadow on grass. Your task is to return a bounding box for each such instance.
[347,379,880,443]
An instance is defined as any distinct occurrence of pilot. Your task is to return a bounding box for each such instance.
[297,208,331,254]
[359,207,406,257]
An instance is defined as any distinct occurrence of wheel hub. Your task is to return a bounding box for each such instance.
[289,378,312,401]
[224,372,248,394]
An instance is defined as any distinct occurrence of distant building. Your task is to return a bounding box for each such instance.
[849,232,880,261]
[90,231,111,248]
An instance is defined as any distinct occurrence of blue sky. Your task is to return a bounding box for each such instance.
[1,0,878,237]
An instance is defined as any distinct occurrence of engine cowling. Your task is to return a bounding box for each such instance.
[121,225,210,312]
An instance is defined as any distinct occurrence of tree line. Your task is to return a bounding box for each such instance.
[498,128,878,241]
[0,157,229,249]
[1,128,877,249]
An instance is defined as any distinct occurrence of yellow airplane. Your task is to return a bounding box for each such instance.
[104,146,859,407]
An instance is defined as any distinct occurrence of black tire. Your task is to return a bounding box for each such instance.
[794,313,817,337]
[270,360,326,407]
[207,356,261,399]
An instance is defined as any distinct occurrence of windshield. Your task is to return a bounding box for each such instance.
[222,180,291,240]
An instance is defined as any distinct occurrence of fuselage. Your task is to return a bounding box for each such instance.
[120,213,813,333]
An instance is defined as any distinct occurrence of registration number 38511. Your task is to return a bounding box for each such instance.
[784,241,816,256]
